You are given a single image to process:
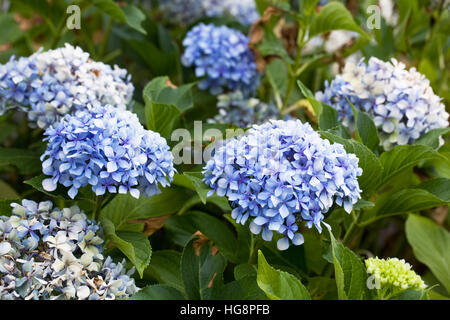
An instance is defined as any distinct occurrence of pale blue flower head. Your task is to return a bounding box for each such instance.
[208,90,280,128]
[0,44,134,128]
[41,103,175,199]
[316,57,449,150]
[182,23,260,96]
[0,200,139,300]
[203,119,362,250]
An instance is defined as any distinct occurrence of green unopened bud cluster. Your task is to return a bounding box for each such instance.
[365,257,426,290]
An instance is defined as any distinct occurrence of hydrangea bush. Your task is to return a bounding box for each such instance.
[0,0,448,302]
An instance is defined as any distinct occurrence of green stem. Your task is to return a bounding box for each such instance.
[50,16,67,49]
[91,195,104,221]
[99,17,113,58]
[281,24,307,112]
[248,234,256,264]
[342,210,361,246]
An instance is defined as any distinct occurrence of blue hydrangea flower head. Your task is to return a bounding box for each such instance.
[203,119,362,250]
[182,23,260,96]
[204,0,260,26]
[159,0,205,25]
[0,43,134,129]
[208,90,280,127]
[0,200,139,300]
[316,57,449,150]
[159,0,259,26]
[41,103,175,199]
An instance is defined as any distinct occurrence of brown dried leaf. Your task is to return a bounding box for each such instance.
[128,214,171,236]
[192,231,209,256]
[207,272,218,288]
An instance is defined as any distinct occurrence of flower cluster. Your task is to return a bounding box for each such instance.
[208,90,279,128]
[159,0,259,26]
[41,104,175,199]
[182,23,260,96]
[204,0,260,26]
[0,200,139,300]
[365,257,426,291]
[0,44,134,129]
[316,57,449,150]
[203,119,362,250]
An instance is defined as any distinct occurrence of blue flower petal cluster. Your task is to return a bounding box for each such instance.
[208,90,280,128]
[316,57,449,150]
[159,0,259,26]
[41,104,175,199]
[204,0,260,26]
[0,200,139,300]
[203,120,362,250]
[182,23,260,96]
[0,43,134,129]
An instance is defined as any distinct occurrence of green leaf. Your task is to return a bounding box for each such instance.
[180,238,227,300]
[24,175,72,201]
[129,285,185,300]
[406,215,450,295]
[348,100,380,151]
[100,186,191,231]
[88,0,126,22]
[122,5,147,34]
[257,30,294,64]
[415,128,450,149]
[0,199,19,216]
[0,180,19,200]
[0,147,41,175]
[143,77,195,138]
[0,14,23,45]
[319,104,339,131]
[310,2,369,39]
[378,145,445,188]
[297,80,322,115]
[184,211,239,263]
[327,229,369,300]
[173,172,209,204]
[256,250,311,300]
[361,182,450,225]
[320,131,383,196]
[101,217,151,278]
[144,250,184,294]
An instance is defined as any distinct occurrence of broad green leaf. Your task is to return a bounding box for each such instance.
[122,5,147,34]
[184,211,238,263]
[349,101,380,152]
[24,175,73,201]
[0,14,23,45]
[256,250,311,300]
[320,131,383,196]
[101,217,151,277]
[310,2,369,39]
[99,186,191,231]
[129,285,185,300]
[0,180,19,199]
[378,145,445,188]
[234,263,258,280]
[415,128,450,149]
[0,147,41,175]
[144,250,184,294]
[319,104,339,131]
[143,77,195,138]
[257,31,294,64]
[180,238,227,300]
[211,276,267,300]
[327,229,369,300]
[297,80,322,116]
[88,0,126,22]
[173,172,209,204]
[145,102,180,138]
[406,215,450,294]
[361,185,449,225]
